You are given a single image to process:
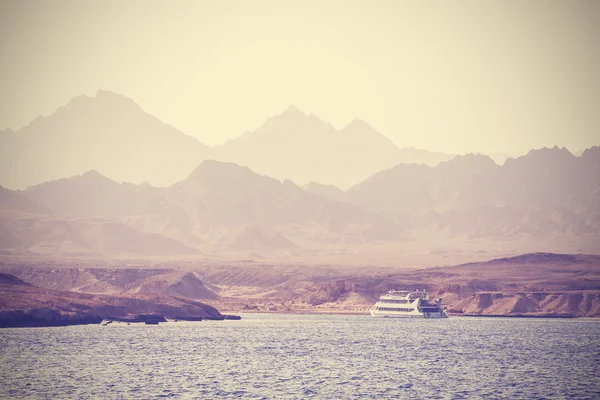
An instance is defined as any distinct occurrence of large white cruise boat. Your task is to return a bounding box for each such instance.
[371,289,448,318]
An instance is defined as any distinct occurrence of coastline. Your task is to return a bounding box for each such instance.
[221,309,599,319]
[3,310,599,328]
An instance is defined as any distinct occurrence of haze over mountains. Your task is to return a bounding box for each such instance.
[1,160,407,258]
[2,90,468,190]
[213,105,458,188]
[0,90,598,263]
[0,146,598,262]
[0,91,210,189]
[347,147,600,239]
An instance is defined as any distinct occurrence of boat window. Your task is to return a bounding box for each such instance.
[380,299,409,304]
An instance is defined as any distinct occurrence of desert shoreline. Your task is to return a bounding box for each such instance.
[220,310,600,320]
[2,312,599,329]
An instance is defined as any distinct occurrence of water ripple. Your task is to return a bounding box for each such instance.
[0,315,599,399]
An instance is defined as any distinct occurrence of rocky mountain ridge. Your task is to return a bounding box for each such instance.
[0,90,210,189]
[0,145,597,259]
[1,90,468,190]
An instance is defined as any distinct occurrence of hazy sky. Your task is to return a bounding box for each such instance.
[1,0,598,154]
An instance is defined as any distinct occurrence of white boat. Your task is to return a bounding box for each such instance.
[370,289,448,318]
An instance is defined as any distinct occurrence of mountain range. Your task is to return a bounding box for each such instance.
[0,90,597,262]
[1,90,462,190]
[0,144,598,260]
[346,146,600,239]
[0,159,408,258]
[0,91,210,189]
[212,106,458,188]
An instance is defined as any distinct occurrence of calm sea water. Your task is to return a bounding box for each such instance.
[1,314,599,399]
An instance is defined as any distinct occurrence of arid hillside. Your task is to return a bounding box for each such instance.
[2,253,599,318]
[0,272,221,328]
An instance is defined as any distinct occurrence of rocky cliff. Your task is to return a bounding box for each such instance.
[0,273,221,328]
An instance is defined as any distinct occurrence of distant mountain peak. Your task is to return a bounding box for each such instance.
[268,105,308,122]
[81,169,104,178]
[340,117,397,148]
[254,105,328,135]
[302,181,347,202]
[580,146,600,167]
[303,181,341,190]
[50,90,145,126]
[65,89,139,107]
[509,146,577,168]
[186,159,255,181]
[451,153,497,162]
[94,89,141,108]
[95,89,122,97]
[526,146,574,157]
[282,105,303,115]
[438,153,498,172]
[65,170,118,188]
[1,89,211,189]
[581,145,599,158]
[272,105,333,125]
[343,118,373,131]
[77,170,118,185]
[282,179,297,188]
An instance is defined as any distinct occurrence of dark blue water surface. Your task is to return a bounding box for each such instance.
[1,314,599,399]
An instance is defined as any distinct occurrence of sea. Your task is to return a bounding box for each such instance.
[1,314,599,399]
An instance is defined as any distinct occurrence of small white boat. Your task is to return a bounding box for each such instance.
[371,289,448,318]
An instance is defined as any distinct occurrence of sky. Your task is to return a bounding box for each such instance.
[0,0,598,154]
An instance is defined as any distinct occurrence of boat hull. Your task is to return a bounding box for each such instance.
[370,310,448,318]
